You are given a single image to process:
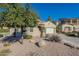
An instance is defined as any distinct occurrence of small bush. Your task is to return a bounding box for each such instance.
[0,49,11,56]
[24,35,32,39]
[65,31,79,37]
[46,34,61,42]
[65,32,74,36]
[0,34,3,38]
[3,43,11,47]
[0,29,9,33]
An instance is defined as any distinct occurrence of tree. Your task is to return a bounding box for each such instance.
[47,16,52,21]
[23,4,39,27]
[47,16,56,25]
[5,4,25,27]
[0,3,39,36]
[0,12,8,28]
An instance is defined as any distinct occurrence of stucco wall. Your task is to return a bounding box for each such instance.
[61,24,79,32]
[25,27,40,37]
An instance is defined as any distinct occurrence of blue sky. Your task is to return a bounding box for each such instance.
[32,3,79,21]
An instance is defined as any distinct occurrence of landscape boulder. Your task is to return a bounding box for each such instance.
[38,40,46,47]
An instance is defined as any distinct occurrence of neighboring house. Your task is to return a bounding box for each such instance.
[43,21,56,34]
[58,18,79,33]
[26,20,56,37]
[39,21,56,35]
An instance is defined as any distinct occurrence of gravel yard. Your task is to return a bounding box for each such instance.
[8,35,79,56]
[8,39,79,56]
[0,34,79,56]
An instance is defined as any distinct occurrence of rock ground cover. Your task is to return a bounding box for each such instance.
[0,34,79,56]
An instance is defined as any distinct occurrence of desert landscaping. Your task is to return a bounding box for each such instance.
[0,3,79,56]
[0,33,79,56]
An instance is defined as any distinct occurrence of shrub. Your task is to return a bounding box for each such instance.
[45,34,61,42]
[0,49,11,56]
[65,31,79,37]
[0,34,3,38]
[24,35,32,39]
[0,29,10,33]
[3,43,11,47]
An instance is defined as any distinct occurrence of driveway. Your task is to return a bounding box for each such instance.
[58,34,79,47]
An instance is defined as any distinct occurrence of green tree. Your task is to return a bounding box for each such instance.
[23,4,39,27]
[0,12,7,28]
[0,3,39,36]
[47,16,52,21]
[47,16,56,25]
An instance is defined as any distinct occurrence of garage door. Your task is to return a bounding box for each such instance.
[46,27,54,34]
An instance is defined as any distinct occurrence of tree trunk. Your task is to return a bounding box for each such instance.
[21,26,23,36]
[20,26,25,44]
[13,26,17,37]
[40,31,43,38]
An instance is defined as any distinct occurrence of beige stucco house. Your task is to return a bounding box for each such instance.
[43,21,56,34]
[26,20,56,37]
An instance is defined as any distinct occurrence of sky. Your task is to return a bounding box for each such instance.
[32,3,79,21]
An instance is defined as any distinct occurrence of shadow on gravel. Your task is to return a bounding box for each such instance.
[35,42,40,47]
[64,43,74,49]
[65,34,78,38]
[2,32,23,44]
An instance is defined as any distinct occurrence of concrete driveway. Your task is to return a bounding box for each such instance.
[58,34,79,48]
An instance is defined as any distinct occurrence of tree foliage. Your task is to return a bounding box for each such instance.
[0,3,39,28]
[47,16,52,21]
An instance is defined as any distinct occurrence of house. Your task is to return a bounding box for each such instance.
[26,20,56,37]
[58,18,79,33]
[38,21,56,36]
[43,21,56,34]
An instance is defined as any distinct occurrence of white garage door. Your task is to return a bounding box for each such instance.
[46,27,54,34]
